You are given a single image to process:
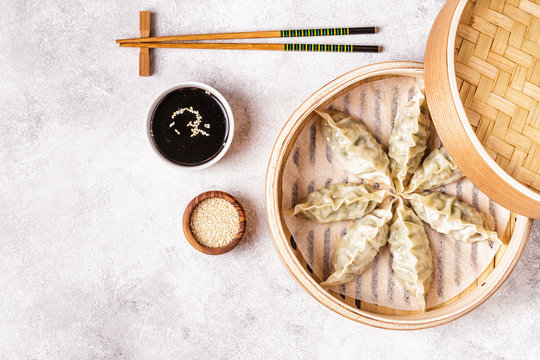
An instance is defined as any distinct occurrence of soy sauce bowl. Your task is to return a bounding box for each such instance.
[147,82,234,170]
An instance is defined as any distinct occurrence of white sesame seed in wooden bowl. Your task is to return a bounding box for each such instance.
[182,191,247,255]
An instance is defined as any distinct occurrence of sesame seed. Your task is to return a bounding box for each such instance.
[190,198,239,248]
[170,107,210,137]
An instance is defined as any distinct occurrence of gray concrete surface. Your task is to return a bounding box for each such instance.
[1,0,538,359]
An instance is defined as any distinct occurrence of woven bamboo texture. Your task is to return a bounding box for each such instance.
[454,0,540,192]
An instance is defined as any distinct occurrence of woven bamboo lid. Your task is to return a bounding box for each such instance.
[425,0,540,218]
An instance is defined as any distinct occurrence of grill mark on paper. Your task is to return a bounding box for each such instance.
[344,93,351,113]
[325,144,332,163]
[308,180,315,194]
[323,228,331,279]
[307,230,314,266]
[387,252,394,302]
[371,253,379,302]
[291,181,298,207]
[437,234,445,298]
[391,86,399,129]
[309,122,316,165]
[454,239,462,287]
[374,89,382,143]
[355,274,362,302]
[456,178,464,200]
[325,178,332,187]
[472,186,479,209]
[338,284,346,299]
[292,148,299,166]
[359,91,366,124]
[408,87,415,101]
[404,289,411,304]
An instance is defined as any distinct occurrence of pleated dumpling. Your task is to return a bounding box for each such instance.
[388,90,431,192]
[406,192,501,244]
[320,199,394,288]
[388,198,432,310]
[318,110,392,187]
[404,147,463,193]
[285,183,387,223]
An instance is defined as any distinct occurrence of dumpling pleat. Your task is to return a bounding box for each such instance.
[285,183,388,223]
[388,90,431,192]
[405,191,501,244]
[318,110,392,187]
[320,199,394,287]
[404,147,463,193]
[388,198,432,310]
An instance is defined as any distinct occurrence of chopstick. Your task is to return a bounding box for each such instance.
[119,42,381,53]
[116,26,377,43]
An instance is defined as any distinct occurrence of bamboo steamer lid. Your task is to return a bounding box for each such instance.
[425,0,540,218]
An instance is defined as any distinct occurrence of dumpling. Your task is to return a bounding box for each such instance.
[388,90,431,192]
[404,147,463,193]
[318,110,392,187]
[285,183,388,223]
[406,192,501,244]
[388,198,432,310]
[320,199,394,288]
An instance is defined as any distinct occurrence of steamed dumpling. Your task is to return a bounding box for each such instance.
[388,198,432,310]
[285,183,388,223]
[318,110,392,187]
[406,192,501,244]
[320,199,394,288]
[388,90,431,192]
[404,147,463,193]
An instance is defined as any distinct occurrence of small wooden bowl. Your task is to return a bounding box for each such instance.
[182,191,246,255]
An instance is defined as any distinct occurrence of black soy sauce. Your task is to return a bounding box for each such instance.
[150,87,229,166]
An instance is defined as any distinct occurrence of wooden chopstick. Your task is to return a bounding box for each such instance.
[119,42,381,53]
[116,27,377,43]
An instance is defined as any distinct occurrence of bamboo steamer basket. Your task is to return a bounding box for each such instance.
[265,62,533,329]
[425,0,540,218]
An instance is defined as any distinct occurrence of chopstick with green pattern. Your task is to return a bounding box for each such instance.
[120,42,382,53]
[280,27,376,37]
[117,27,377,43]
[283,44,380,52]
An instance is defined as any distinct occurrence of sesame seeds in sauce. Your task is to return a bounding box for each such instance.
[150,87,229,166]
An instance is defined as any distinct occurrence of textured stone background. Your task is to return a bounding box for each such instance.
[1,0,538,359]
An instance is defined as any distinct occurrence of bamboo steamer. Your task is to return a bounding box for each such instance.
[265,62,533,329]
[425,0,540,218]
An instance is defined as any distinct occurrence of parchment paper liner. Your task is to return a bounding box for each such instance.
[282,77,509,310]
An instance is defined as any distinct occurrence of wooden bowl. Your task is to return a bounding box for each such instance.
[265,62,533,329]
[182,191,246,255]
[425,0,540,218]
